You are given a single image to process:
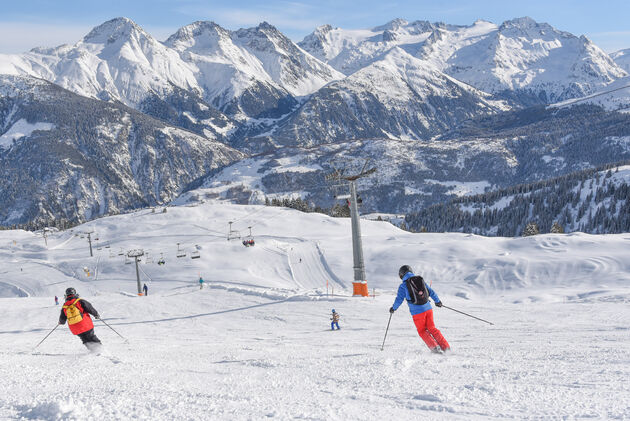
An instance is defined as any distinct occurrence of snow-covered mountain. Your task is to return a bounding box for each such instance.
[185,104,630,218]
[551,76,630,111]
[300,17,627,105]
[0,18,341,123]
[1,16,630,227]
[612,48,630,73]
[0,75,243,225]
[241,47,508,151]
[164,21,343,123]
[406,163,630,235]
[0,18,197,106]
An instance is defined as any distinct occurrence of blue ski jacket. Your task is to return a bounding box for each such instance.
[392,272,441,316]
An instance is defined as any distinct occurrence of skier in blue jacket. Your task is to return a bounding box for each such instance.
[390,265,450,353]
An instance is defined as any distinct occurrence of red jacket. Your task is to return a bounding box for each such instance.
[59,298,98,335]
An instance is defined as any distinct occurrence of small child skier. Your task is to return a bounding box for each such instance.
[330,309,340,330]
[199,277,204,290]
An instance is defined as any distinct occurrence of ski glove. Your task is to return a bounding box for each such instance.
[389,307,395,314]
[94,313,100,319]
[435,302,443,307]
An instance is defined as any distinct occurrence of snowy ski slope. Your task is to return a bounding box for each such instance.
[0,202,629,419]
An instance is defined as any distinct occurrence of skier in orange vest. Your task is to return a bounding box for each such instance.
[59,287,102,350]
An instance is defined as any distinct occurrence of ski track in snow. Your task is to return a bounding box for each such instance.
[0,202,629,420]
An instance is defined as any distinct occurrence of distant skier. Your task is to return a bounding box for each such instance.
[199,277,204,290]
[143,283,148,296]
[330,309,340,330]
[59,287,102,351]
[390,265,450,353]
[54,295,59,305]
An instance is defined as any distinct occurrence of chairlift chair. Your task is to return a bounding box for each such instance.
[176,243,186,258]
[191,250,201,259]
[157,253,166,265]
[242,226,255,247]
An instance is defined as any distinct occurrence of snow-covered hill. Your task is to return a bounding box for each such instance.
[0,202,629,418]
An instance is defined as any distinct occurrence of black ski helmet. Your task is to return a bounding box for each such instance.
[64,287,77,299]
[398,265,412,279]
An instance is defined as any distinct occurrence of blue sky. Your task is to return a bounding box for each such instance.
[0,0,628,53]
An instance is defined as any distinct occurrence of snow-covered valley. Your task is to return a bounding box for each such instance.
[1,202,629,419]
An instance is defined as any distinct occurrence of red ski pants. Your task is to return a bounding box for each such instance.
[412,309,450,350]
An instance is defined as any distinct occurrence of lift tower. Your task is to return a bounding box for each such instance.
[326,161,376,297]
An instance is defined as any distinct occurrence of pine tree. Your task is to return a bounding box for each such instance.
[550,221,564,233]
[522,222,540,237]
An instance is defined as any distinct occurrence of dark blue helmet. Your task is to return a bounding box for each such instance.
[332,309,336,313]
[399,265,412,279]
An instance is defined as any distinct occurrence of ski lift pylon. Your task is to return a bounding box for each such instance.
[227,221,240,241]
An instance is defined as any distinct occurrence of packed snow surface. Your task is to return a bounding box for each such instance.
[1,202,629,419]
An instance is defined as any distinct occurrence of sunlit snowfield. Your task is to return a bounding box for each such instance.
[1,203,629,419]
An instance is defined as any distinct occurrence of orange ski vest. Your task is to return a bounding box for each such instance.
[62,298,94,335]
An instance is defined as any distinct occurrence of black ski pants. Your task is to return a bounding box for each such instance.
[78,329,101,345]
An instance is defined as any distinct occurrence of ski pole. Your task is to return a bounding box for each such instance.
[98,318,128,342]
[380,312,393,351]
[442,305,494,325]
[33,324,60,350]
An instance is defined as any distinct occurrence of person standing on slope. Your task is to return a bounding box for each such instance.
[199,277,204,290]
[59,287,102,351]
[143,283,148,296]
[389,265,450,353]
[330,309,341,330]
[54,295,59,305]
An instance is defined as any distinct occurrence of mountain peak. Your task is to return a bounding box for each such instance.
[499,16,556,33]
[165,21,228,47]
[314,24,335,34]
[257,21,277,31]
[373,18,409,32]
[83,17,147,44]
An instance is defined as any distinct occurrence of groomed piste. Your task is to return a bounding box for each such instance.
[1,202,629,419]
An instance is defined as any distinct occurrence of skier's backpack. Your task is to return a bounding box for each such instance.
[405,276,429,305]
[63,299,84,325]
